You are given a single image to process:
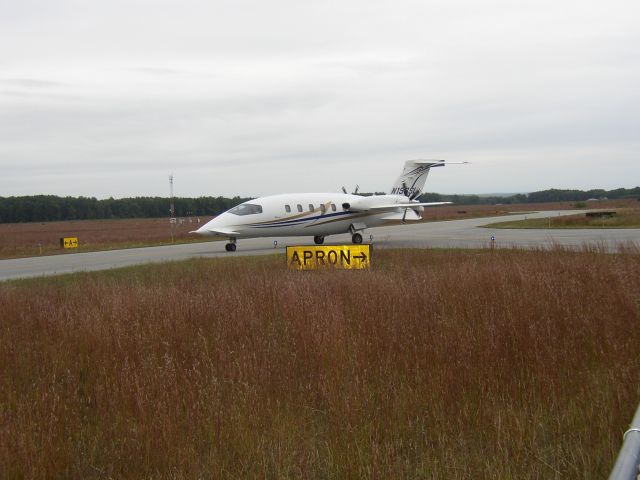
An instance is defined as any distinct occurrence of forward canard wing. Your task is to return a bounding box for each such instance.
[189,226,239,236]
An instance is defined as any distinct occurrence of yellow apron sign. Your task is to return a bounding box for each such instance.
[286,245,371,270]
[60,237,79,249]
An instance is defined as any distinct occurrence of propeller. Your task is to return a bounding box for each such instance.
[342,185,361,195]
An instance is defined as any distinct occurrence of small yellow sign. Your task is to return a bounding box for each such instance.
[61,237,79,249]
[286,245,371,270]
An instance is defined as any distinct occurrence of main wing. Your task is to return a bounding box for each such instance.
[367,201,451,210]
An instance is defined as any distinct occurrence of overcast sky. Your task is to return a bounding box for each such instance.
[1,0,638,198]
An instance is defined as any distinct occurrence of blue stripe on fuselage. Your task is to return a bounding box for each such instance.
[248,211,353,228]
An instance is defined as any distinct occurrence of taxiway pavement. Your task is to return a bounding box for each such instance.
[1,210,638,281]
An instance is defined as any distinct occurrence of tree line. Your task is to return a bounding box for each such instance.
[418,187,640,205]
[0,195,250,223]
[0,187,638,223]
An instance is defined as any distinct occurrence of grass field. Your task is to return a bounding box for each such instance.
[386,200,570,226]
[0,216,217,259]
[1,248,639,478]
[0,201,620,260]
[483,207,640,229]
[1,200,636,260]
[410,199,636,224]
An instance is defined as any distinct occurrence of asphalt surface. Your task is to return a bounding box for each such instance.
[1,210,638,282]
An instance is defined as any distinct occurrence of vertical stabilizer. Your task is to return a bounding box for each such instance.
[389,160,445,197]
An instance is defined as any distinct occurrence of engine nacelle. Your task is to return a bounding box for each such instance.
[342,199,371,212]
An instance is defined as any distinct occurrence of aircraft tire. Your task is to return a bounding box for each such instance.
[313,235,325,245]
[225,243,236,252]
[352,233,363,244]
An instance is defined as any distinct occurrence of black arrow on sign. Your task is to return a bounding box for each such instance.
[353,252,367,262]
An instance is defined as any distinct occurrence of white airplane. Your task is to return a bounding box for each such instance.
[193,159,462,251]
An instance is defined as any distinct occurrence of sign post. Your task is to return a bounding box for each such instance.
[286,245,371,270]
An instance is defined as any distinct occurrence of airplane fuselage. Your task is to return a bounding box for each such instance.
[196,193,404,239]
[192,159,461,250]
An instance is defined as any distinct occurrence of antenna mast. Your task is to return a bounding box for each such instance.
[169,174,175,220]
[169,174,176,243]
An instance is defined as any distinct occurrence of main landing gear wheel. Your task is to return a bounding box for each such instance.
[313,235,325,245]
[225,243,237,252]
[351,233,363,244]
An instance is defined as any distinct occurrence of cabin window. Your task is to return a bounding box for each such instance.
[320,204,326,214]
[309,204,315,212]
[331,203,336,212]
[285,205,291,213]
[228,203,263,216]
[297,204,303,212]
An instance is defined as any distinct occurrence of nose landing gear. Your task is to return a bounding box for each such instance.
[313,235,325,245]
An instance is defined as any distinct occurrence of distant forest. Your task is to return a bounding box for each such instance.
[0,187,638,223]
[418,187,640,206]
[0,196,250,223]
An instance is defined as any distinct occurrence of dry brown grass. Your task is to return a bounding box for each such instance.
[0,217,215,259]
[485,207,640,229]
[1,249,639,479]
[2,200,635,260]
[414,199,638,223]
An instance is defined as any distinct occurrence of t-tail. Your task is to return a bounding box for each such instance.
[389,159,446,198]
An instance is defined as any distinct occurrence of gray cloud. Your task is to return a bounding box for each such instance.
[1,78,64,88]
[128,67,188,77]
[0,0,638,198]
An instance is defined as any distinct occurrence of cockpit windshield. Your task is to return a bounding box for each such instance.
[228,203,263,216]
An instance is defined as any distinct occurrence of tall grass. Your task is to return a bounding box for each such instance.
[1,249,639,478]
[485,207,640,229]
[0,217,214,259]
[412,199,637,224]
